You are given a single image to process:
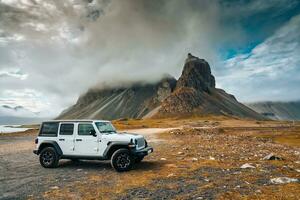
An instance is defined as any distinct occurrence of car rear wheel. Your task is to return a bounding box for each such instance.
[39,147,59,168]
[111,148,133,172]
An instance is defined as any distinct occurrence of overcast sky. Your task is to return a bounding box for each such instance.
[0,0,299,118]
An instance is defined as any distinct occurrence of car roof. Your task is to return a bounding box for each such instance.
[42,119,111,123]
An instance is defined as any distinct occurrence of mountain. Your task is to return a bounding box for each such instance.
[246,101,300,120]
[58,76,177,119]
[58,54,264,120]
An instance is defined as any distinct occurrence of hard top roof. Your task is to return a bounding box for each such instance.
[42,119,111,123]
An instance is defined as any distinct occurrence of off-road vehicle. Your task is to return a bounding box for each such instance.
[33,120,153,172]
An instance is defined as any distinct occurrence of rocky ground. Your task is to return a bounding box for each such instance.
[0,117,300,200]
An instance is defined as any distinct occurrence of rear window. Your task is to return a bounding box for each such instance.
[39,122,59,137]
[59,124,74,135]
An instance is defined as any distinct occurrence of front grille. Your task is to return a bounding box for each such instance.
[136,138,145,148]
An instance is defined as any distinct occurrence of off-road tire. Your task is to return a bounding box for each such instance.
[135,156,144,163]
[111,148,133,172]
[39,147,59,168]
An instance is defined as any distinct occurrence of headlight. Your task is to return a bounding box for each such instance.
[128,138,136,148]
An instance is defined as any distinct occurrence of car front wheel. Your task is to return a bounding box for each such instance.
[111,148,133,172]
[39,147,59,168]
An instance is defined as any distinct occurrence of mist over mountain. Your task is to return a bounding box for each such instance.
[58,54,263,120]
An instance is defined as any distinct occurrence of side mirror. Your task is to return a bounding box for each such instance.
[89,129,97,137]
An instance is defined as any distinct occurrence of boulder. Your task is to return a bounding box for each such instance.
[240,163,256,169]
[270,177,299,184]
[263,153,283,160]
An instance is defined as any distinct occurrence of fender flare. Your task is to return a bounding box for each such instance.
[38,141,63,155]
[103,142,131,159]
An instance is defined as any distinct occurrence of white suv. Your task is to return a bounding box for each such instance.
[33,120,153,172]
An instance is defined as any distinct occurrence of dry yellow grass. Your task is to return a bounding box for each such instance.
[36,117,300,199]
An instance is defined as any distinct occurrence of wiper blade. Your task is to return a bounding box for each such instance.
[100,130,116,133]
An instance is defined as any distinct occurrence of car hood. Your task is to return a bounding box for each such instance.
[102,132,144,142]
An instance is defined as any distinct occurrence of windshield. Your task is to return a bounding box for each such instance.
[95,122,117,134]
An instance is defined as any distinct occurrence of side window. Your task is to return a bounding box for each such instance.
[39,122,59,137]
[59,124,74,135]
[78,124,95,136]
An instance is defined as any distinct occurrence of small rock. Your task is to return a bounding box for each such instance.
[50,186,59,190]
[167,173,175,177]
[160,158,167,161]
[209,156,215,160]
[240,163,256,169]
[76,169,83,171]
[270,177,299,184]
[196,197,203,200]
[192,157,198,162]
[255,190,262,193]
[177,152,183,155]
[263,153,283,160]
[296,169,300,173]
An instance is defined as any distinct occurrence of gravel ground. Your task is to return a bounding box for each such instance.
[1,124,300,200]
[0,128,167,200]
[0,135,115,200]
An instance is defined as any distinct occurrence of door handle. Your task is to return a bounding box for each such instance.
[59,139,65,141]
[76,139,82,142]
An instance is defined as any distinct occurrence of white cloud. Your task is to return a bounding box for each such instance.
[0,89,52,116]
[219,14,300,102]
[0,68,28,80]
[0,0,228,117]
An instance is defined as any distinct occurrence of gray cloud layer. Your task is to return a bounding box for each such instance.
[0,0,299,117]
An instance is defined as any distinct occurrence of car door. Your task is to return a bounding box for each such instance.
[57,123,75,155]
[74,123,99,156]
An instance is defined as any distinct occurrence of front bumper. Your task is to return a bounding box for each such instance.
[131,146,153,157]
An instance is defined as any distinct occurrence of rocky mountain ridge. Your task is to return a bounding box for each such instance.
[58,54,263,120]
[246,101,300,120]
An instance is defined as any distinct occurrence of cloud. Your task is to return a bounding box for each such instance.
[218,14,300,102]
[0,0,229,117]
[0,68,28,80]
[0,0,299,118]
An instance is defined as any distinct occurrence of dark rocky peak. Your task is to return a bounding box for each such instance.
[176,53,215,92]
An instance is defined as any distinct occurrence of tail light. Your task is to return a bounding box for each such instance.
[35,138,38,144]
